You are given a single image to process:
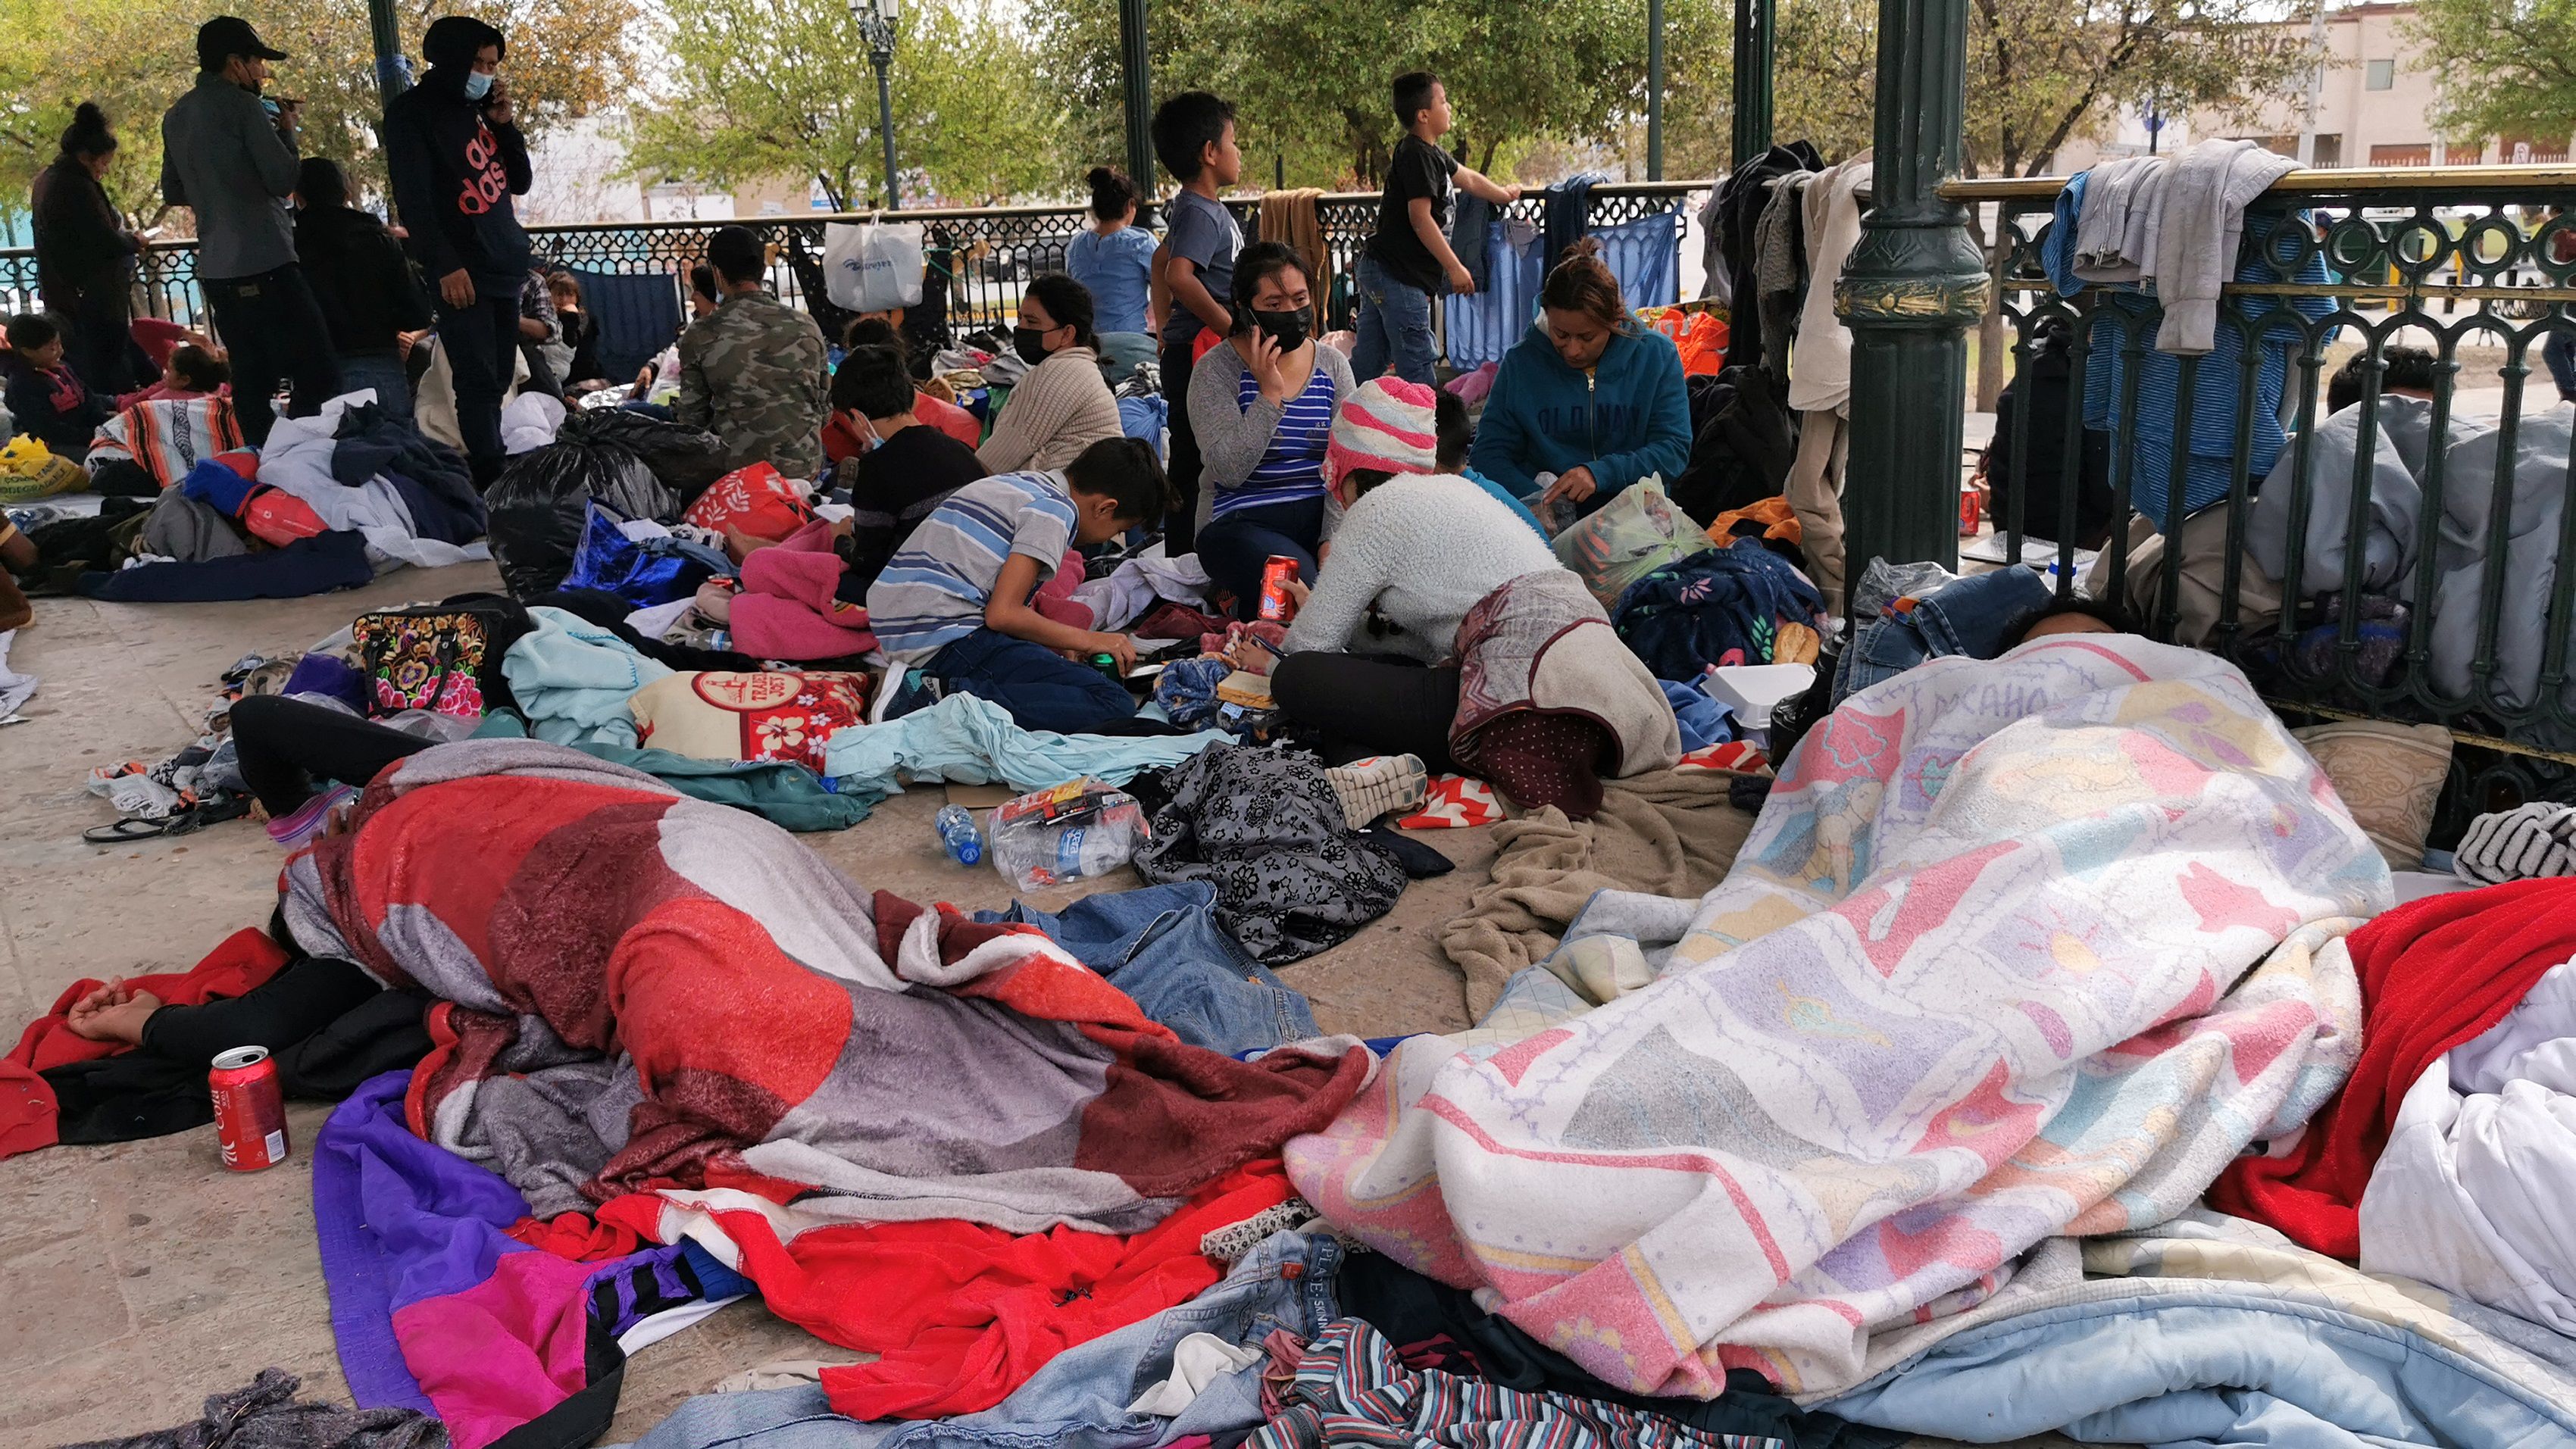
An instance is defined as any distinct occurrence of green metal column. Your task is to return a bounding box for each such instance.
[1119,0,1155,219]
[367,0,409,105]
[1834,0,1986,577]
[1730,0,1771,167]
[1646,0,1665,180]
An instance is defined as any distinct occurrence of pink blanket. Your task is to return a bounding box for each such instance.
[733,521,877,660]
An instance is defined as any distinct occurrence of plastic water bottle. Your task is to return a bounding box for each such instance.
[933,804,983,865]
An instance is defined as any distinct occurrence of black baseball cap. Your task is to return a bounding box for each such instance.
[196,16,288,70]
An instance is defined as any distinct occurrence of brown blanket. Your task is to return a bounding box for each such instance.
[1439,765,1755,1015]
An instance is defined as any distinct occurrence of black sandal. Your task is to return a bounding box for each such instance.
[83,817,172,844]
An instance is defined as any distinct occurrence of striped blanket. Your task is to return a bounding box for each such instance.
[1287,635,2390,1399]
[281,738,1369,1235]
[86,394,242,485]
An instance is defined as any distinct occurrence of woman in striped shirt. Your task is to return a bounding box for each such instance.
[1186,241,1355,620]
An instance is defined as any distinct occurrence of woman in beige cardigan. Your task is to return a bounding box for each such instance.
[977,273,1125,475]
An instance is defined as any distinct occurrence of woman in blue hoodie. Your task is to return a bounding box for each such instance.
[1469,238,1690,517]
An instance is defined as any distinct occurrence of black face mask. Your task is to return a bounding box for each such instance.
[1011,326,1053,366]
[1251,307,1309,352]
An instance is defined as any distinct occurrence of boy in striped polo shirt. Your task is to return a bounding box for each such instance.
[867,437,1169,734]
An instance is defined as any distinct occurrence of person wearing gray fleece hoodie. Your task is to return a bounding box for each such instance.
[160,15,339,444]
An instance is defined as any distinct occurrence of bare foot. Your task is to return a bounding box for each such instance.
[63,980,162,1045]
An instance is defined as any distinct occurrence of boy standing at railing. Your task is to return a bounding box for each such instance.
[1150,90,1243,554]
[1353,71,1521,386]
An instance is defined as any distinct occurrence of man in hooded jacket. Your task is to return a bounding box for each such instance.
[383,15,533,487]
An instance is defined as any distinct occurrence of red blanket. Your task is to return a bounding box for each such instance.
[2212,876,2576,1256]
[0,929,290,1158]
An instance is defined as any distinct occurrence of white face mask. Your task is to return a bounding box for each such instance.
[462,69,494,101]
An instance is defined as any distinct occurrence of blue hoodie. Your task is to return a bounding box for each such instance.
[1468,323,1692,504]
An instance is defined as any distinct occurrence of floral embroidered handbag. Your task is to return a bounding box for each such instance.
[352,602,510,720]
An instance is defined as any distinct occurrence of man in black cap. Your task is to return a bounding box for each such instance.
[384,16,533,488]
[161,16,338,445]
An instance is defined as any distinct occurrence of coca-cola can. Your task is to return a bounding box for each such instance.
[1257,555,1300,622]
[209,1045,289,1171]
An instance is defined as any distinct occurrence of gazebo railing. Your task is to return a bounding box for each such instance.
[1948,165,2576,841]
[0,181,1709,361]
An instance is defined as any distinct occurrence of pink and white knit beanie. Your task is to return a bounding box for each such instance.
[1325,376,1439,496]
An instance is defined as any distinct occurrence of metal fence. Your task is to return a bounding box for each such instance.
[0,181,1708,359]
[1949,165,2576,840]
[0,180,1710,363]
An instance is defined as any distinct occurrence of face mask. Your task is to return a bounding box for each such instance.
[462,69,494,101]
[1252,307,1308,352]
[1011,326,1052,366]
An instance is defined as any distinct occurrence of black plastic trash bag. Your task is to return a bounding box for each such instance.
[485,440,677,599]
[558,408,733,505]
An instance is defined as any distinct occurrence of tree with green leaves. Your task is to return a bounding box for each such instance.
[0,0,642,227]
[629,0,1068,210]
[1030,0,1727,191]
[2407,0,2576,148]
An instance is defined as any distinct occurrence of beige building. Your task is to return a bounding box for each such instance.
[2053,2,2568,173]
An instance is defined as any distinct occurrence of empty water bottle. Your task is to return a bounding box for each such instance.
[933,804,983,865]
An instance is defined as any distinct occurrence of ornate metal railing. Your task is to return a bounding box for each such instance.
[0,181,1707,358]
[1946,165,2576,839]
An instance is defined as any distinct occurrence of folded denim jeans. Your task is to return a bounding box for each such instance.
[1833,564,2055,705]
[632,1230,1346,1449]
[978,882,1319,1056]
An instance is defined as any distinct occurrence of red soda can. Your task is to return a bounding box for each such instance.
[1959,482,1983,536]
[1257,555,1299,622]
[210,1045,289,1170]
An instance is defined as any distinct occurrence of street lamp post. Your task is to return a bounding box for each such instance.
[852,0,901,210]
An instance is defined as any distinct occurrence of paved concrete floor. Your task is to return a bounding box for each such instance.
[0,562,1494,1445]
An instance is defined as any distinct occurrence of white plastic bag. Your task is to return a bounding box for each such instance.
[1550,476,1715,607]
[824,221,926,312]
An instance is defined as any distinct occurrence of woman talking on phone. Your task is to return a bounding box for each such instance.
[1469,238,1690,520]
[1186,241,1355,620]
[384,14,533,489]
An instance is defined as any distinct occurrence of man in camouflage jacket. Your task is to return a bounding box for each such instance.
[677,225,830,479]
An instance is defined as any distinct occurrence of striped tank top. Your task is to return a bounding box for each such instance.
[1215,362,1336,517]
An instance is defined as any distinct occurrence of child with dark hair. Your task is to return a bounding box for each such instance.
[1471,238,1690,516]
[2,313,111,459]
[1433,386,1547,539]
[829,343,986,598]
[823,316,982,453]
[1149,89,1244,554]
[980,273,1122,474]
[868,437,1171,733]
[1355,70,1521,385]
[2324,345,2440,415]
[1068,166,1158,337]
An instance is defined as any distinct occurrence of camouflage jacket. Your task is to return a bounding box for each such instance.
[674,288,830,479]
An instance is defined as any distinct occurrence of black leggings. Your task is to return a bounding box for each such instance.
[230,693,437,817]
[1272,651,1462,773]
[137,954,385,1066]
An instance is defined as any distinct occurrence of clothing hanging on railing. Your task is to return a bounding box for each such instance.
[1450,192,1498,292]
[1539,173,1606,271]
[1787,154,1871,417]
[2041,167,2333,533]
[1714,142,1826,374]
[1258,189,1328,331]
[1749,173,1811,384]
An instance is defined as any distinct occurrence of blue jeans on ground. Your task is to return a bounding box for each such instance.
[1198,495,1324,622]
[1352,255,1436,386]
[1831,563,2056,705]
[635,1230,1345,1449]
[336,349,414,429]
[977,881,1317,1055]
[928,626,1136,735]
